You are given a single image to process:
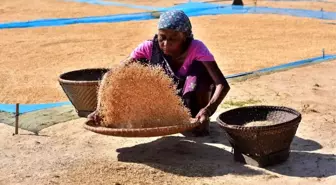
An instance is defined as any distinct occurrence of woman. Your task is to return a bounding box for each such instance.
[89,10,230,137]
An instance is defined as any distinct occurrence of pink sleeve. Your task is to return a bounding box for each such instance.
[193,40,215,62]
[130,40,153,60]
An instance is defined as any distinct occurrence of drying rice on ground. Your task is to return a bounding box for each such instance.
[0,1,335,184]
[109,0,336,11]
[98,63,191,128]
[1,61,336,185]
[0,0,143,23]
[214,0,336,12]
[1,14,334,104]
[105,0,205,7]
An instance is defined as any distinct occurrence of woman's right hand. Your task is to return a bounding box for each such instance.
[87,110,102,125]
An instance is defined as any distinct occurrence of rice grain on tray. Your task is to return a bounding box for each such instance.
[244,121,277,127]
[98,62,191,128]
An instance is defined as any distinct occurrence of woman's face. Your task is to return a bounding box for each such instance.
[158,29,186,57]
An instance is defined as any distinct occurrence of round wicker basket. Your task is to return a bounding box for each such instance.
[59,68,109,117]
[216,105,301,163]
[83,119,201,137]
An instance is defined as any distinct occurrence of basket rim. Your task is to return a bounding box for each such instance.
[58,68,110,84]
[216,105,302,131]
[83,118,201,137]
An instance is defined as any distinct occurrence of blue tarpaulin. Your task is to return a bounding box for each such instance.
[0,3,335,29]
[0,102,71,114]
[0,12,154,29]
[225,55,336,78]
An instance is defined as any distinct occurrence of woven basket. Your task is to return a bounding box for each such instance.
[83,119,201,137]
[59,68,109,117]
[216,106,301,157]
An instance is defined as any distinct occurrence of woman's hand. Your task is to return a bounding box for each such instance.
[87,110,102,125]
[195,107,211,125]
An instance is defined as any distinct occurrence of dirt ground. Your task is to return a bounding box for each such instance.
[256,1,336,12]
[1,60,335,185]
[1,14,335,104]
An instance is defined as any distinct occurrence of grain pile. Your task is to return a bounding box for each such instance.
[97,63,191,128]
[244,120,277,127]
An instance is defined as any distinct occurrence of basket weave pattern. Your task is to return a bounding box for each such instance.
[217,106,301,156]
[59,68,109,117]
[83,119,201,137]
[59,83,99,113]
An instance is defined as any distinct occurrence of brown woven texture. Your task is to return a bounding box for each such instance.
[83,119,201,137]
[216,106,301,156]
[59,68,109,116]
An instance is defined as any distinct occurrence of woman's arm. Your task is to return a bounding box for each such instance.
[120,56,137,67]
[202,61,230,115]
[120,39,153,66]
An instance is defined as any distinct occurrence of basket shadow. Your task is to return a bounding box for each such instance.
[266,151,336,178]
[116,136,263,177]
[205,122,322,152]
[17,133,50,137]
[184,121,231,146]
[291,136,323,151]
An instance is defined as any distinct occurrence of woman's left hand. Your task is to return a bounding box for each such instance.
[195,108,210,124]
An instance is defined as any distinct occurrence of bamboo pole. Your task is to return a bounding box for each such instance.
[14,103,19,135]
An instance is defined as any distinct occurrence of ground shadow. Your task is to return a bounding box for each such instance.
[117,121,330,178]
[117,136,263,177]
[291,136,323,151]
[184,121,231,146]
[16,133,50,137]
[325,22,336,26]
[267,151,336,178]
[203,122,322,152]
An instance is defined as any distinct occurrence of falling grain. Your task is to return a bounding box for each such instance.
[98,63,191,128]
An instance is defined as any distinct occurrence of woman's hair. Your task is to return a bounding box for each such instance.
[158,10,193,39]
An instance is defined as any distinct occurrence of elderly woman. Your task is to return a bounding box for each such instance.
[89,10,230,137]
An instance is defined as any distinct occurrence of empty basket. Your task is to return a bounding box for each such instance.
[59,68,109,117]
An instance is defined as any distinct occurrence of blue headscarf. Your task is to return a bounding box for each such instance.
[158,10,193,38]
